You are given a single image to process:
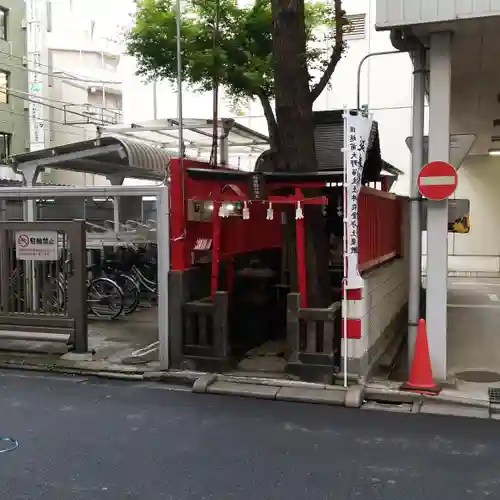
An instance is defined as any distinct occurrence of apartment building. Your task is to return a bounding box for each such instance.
[0,0,28,179]
[35,0,124,185]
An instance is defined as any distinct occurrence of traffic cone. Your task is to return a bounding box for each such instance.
[401,319,440,394]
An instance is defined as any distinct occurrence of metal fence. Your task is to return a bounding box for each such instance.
[0,221,87,352]
[0,185,170,366]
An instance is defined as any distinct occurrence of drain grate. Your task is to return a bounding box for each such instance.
[455,370,500,383]
[489,387,500,404]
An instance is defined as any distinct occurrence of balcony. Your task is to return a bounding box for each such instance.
[63,103,122,126]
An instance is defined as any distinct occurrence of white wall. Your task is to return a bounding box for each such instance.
[313,0,415,194]
[376,0,500,30]
[44,46,124,185]
[44,78,105,185]
[48,0,132,48]
[421,154,500,274]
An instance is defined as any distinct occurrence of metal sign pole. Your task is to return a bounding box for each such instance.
[175,0,184,160]
[408,46,426,367]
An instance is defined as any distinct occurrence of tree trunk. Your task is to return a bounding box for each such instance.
[256,89,279,152]
[271,0,330,307]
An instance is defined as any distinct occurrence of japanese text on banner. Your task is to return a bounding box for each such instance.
[344,112,372,290]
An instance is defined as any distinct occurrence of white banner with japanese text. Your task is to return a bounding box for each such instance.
[343,111,373,290]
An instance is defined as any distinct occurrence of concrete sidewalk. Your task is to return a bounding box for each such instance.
[0,346,495,420]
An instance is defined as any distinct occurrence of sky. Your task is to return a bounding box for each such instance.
[49,0,135,41]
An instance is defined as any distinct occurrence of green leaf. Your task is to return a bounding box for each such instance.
[126,0,345,102]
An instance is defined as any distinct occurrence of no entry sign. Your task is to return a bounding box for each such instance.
[417,161,457,200]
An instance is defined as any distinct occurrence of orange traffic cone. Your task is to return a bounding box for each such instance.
[401,319,440,394]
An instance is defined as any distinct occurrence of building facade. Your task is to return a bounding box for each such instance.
[40,0,124,185]
[376,0,500,381]
[0,0,28,179]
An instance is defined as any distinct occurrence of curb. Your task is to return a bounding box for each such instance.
[0,360,202,387]
[364,384,491,409]
[191,373,364,408]
[0,362,146,380]
[1,359,496,418]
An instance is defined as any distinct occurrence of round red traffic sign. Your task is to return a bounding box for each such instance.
[417,161,457,200]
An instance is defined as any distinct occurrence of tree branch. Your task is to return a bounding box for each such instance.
[255,87,279,151]
[310,0,344,103]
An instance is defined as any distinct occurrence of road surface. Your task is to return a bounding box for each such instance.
[0,370,499,499]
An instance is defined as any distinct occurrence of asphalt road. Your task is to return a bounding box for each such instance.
[0,371,499,500]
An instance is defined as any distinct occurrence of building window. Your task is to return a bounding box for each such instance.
[0,132,11,163]
[333,13,366,41]
[0,71,8,103]
[0,8,7,41]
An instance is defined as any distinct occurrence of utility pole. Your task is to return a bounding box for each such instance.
[408,46,426,365]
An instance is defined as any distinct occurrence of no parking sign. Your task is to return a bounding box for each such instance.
[15,230,58,261]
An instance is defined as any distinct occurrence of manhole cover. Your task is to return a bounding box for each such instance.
[455,370,500,383]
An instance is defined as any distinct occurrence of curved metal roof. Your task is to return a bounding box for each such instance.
[9,135,172,181]
[115,135,172,178]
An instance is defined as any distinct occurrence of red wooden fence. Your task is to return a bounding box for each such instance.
[358,186,404,272]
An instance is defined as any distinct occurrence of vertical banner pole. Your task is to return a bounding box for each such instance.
[342,108,372,387]
[342,107,349,388]
[211,202,221,296]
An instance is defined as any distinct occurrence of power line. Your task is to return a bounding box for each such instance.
[0,88,119,125]
[0,58,122,86]
[0,108,89,138]
[0,44,123,84]
[0,46,122,84]
[0,106,88,134]
[3,84,120,111]
[4,85,122,122]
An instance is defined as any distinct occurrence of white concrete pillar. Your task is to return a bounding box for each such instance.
[426,31,452,380]
[106,174,125,233]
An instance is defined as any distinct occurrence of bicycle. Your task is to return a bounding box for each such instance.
[42,263,125,320]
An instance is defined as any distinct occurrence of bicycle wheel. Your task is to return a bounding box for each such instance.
[87,277,124,319]
[112,272,140,315]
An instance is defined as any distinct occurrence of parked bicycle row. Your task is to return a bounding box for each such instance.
[8,244,158,320]
[86,245,158,319]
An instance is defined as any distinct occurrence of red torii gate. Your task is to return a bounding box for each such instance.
[208,185,327,307]
[169,158,331,307]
